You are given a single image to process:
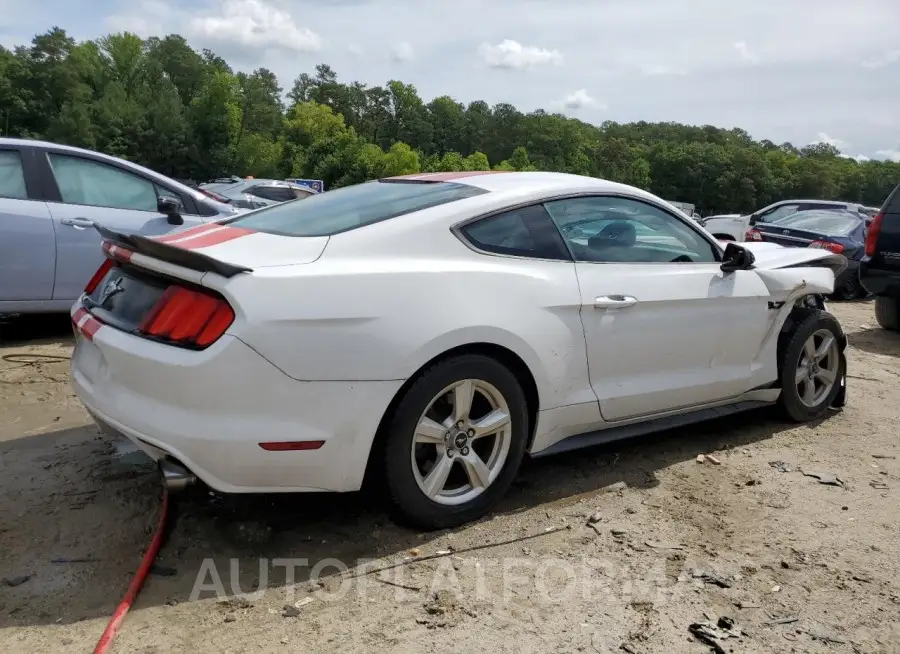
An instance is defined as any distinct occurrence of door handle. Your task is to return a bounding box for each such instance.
[594,295,638,309]
[61,217,96,229]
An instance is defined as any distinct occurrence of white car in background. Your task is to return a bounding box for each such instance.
[71,171,848,529]
[701,199,871,242]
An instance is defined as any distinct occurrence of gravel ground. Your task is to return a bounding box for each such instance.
[1,302,899,654]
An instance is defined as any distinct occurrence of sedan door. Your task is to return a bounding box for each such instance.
[544,195,772,422]
[38,150,208,303]
[0,146,57,303]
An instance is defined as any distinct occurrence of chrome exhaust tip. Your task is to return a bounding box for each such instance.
[160,458,197,493]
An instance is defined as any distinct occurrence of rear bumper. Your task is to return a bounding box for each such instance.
[70,322,403,493]
[859,263,900,297]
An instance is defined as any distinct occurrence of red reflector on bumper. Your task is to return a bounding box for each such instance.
[258,441,325,451]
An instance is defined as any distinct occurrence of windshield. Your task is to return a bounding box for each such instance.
[223,179,488,237]
[770,210,860,236]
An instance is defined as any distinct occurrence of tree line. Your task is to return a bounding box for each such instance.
[2,28,898,213]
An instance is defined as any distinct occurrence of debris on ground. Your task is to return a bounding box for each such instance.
[417,591,477,630]
[870,480,889,490]
[282,605,300,618]
[644,540,684,550]
[2,575,31,587]
[801,470,844,487]
[765,615,800,625]
[690,568,733,588]
[697,454,721,465]
[769,460,793,473]
[688,616,743,653]
[587,510,603,525]
[872,454,896,460]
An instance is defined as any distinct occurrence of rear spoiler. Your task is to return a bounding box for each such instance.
[95,225,253,278]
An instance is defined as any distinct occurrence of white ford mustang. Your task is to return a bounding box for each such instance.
[71,171,849,528]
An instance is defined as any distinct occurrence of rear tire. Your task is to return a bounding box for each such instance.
[874,296,900,331]
[831,272,863,301]
[777,311,845,422]
[382,354,529,530]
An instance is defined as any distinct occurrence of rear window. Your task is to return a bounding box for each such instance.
[223,179,488,237]
[771,211,861,236]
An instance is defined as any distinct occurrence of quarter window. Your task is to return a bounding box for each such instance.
[48,154,158,212]
[544,196,718,264]
[758,204,801,223]
[459,204,571,260]
[246,185,298,203]
[0,150,28,199]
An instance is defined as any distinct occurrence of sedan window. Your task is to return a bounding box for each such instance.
[48,154,158,212]
[545,196,718,264]
[459,204,570,260]
[0,150,28,199]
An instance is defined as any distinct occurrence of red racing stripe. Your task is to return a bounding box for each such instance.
[153,223,220,243]
[166,225,256,250]
[102,241,134,262]
[73,307,104,341]
[387,171,510,182]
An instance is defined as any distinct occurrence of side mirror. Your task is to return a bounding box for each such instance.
[747,212,760,226]
[158,196,184,225]
[720,242,756,273]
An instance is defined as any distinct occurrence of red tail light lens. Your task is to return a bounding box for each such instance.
[865,212,884,257]
[85,259,114,294]
[139,286,234,348]
[809,240,845,254]
[745,229,763,241]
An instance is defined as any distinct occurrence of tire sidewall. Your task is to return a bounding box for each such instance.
[779,312,845,421]
[383,355,529,529]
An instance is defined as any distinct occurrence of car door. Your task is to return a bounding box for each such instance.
[38,150,208,303]
[544,195,773,422]
[0,145,57,303]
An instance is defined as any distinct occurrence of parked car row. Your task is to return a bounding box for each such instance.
[198,176,318,210]
[700,199,872,242]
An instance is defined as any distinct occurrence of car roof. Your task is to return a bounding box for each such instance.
[0,136,218,205]
[385,170,657,200]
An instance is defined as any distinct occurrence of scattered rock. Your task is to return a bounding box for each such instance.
[620,642,638,653]
[408,548,422,557]
[2,575,31,587]
[223,614,236,623]
[688,618,742,653]
[690,568,732,588]
[768,461,793,473]
[610,528,628,537]
[604,481,627,493]
[282,605,300,618]
[166,599,178,606]
[697,454,722,465]
[870,480,889,490]
[587,511,603,525]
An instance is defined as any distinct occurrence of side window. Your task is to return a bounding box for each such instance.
[759,204,801,223]
[458,204,571,261]
[47,154,158,212]
[246,185,296,202]
[544,196,718,264]
[0,150,28,199]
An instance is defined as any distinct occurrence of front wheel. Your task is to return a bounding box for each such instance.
[777,311,845,422]
[831,271,864,301]
[382,355,529,529]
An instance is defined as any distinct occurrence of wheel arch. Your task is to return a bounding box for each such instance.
[362,341,541,488]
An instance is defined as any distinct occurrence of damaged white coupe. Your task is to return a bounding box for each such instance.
[72,171,847,529]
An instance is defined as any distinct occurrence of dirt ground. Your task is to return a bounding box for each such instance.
[1,302,899,654]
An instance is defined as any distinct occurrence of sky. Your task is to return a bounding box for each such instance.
[2,0,899,162]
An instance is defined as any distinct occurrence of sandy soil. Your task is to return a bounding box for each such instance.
[1,303,899,654]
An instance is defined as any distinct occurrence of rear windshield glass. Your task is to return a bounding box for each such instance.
[771,211,860,236]
[223,179,488,237]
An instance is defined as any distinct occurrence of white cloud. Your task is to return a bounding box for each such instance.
[389,41,414,62]
[810,132,847,148]
[733,41,759,63]
[838,153,871,162]
[347,43,364,57]
[861,50,900,69]
[876,149,900,162]
[479,39,563,70]
[639,64,687,76]
[189,0,322,52]
[558,88,603,111]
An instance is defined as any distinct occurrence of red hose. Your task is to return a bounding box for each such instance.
[93,486,169,654]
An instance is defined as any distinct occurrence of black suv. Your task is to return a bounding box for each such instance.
[860,183,900,330]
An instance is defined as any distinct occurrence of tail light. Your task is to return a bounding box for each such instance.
[139,286,234,348]
[745,229,763,241]
[865,212,884,257]
[809,240,845,254]
[85,259,114,294]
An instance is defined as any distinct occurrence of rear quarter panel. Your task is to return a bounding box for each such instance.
[212,219,593,413]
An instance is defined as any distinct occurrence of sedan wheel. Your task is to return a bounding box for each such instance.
[793,329,840,408]
[382,355,529,529]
